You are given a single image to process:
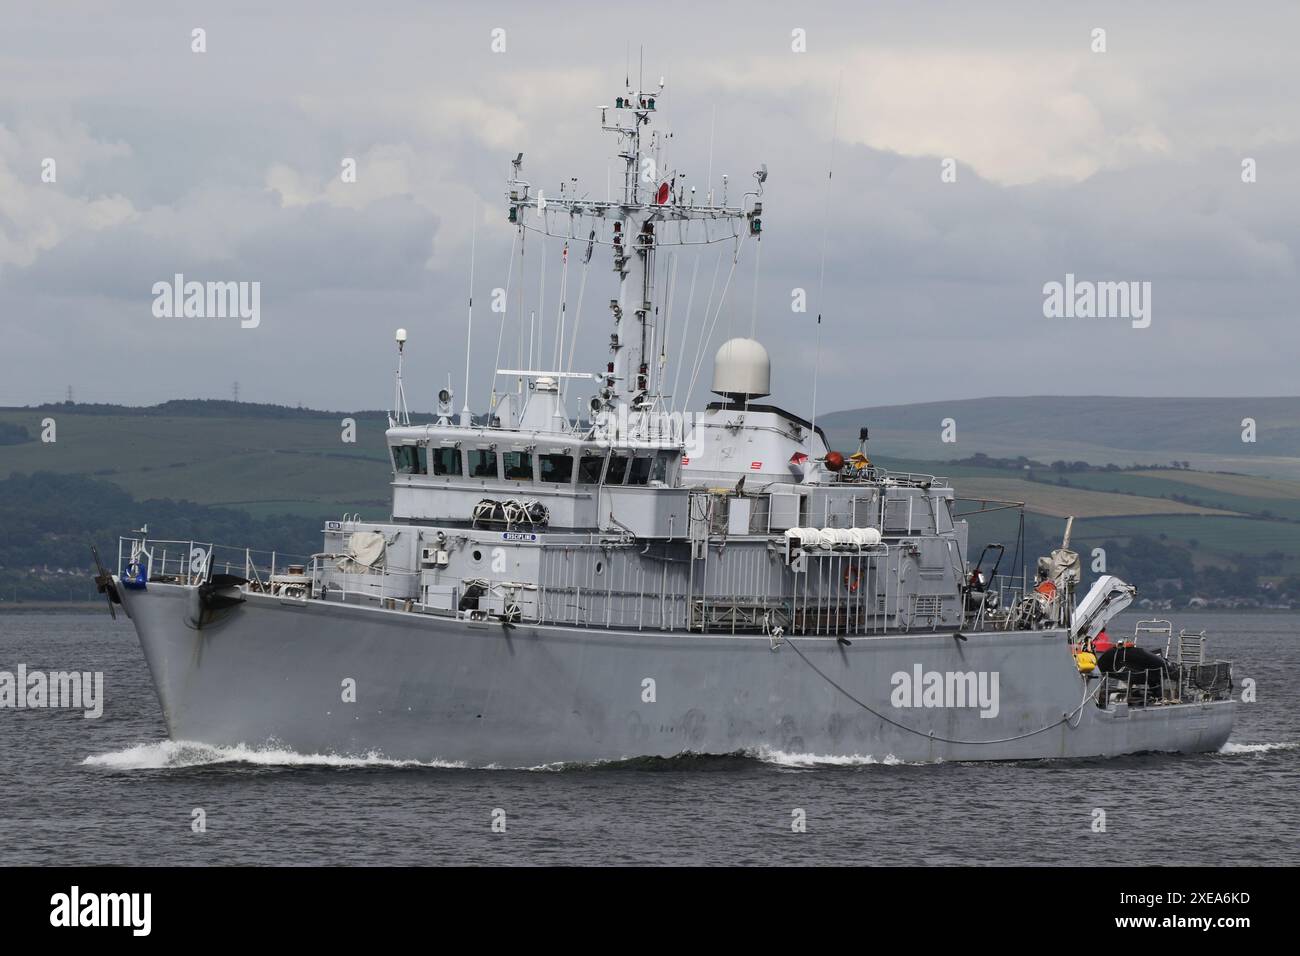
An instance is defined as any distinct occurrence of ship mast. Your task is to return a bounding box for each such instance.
[506,75,765,418]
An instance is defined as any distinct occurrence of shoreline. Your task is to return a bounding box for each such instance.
[0,601,1296,616]
[0,601,108,612]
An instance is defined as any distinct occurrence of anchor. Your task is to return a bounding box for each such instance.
[89,544,121,620]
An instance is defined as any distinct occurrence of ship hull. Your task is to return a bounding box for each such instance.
[120,582,1234,766]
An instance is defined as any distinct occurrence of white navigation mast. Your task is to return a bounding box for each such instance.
[505,75,766,418]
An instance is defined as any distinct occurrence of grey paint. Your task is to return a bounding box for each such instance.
[123,583,1233,767]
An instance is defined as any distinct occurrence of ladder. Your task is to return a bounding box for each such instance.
[1135,619,1172,643]
[1174,628,1206,665]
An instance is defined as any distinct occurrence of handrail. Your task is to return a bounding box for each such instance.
[1096,659,1233,708]
[117,536,314,589]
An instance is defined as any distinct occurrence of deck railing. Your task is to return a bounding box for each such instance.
[117,536,313,591]
[1096,661,1233,707]
[115,532,1003,639]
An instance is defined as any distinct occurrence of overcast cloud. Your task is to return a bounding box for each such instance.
[1,0,1296,413]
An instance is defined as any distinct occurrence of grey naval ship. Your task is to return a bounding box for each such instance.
[95,77,1235,766]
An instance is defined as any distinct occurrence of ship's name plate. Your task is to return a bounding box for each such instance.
[502,532,538,543]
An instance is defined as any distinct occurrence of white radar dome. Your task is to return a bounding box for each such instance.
[711,337,771,400]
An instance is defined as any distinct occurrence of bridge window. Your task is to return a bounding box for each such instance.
[627,456,654,485]
[431,446,462,477]
[606,454,630,485]
[392,444,426,475]
[578,453,606,484]
[648,454,669,484]
[467,449,497,478]
[503,450,533,481]
[539,452,574,484]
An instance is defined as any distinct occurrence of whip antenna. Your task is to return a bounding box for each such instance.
[809,71,842,451]
[462,208,477,426]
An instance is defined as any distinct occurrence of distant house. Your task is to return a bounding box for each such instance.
[1136,597,1174,611]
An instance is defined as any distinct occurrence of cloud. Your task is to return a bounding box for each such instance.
[0,119,137,267]
[0,1,1297,412]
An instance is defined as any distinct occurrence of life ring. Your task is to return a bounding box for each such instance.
[844,566,861,592]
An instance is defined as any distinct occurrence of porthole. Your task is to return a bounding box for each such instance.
[472,550,483,562]
[595,561,604,574]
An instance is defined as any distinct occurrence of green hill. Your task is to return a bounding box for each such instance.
[819,396,1300,479]
[3,397,1299,605]
[0,400,394,520]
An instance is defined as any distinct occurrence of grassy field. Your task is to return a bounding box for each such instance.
[943,476,1239,518]
[1013,470,1300,521]
[1132,470,1300,500]
[0,407,392,519]
[1068,514,1300,554]
[821,395,1300,479]
[872,454,1300,578]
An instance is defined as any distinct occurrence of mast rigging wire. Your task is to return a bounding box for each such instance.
[685,230,751,408]
[670,256,701,412]
[489,227,521,410]
[560,231,596,407]
[551,240,570,374]
[656,251,678,401]
[681,246,724,412]
[462,208,477,419]
[809,71,842,452]
[534,234,547,372]
[516,223,527,396]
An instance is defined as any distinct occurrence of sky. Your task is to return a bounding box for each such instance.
[1,0,1297,414]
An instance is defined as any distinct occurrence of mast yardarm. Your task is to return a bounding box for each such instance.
[506,77,766,411]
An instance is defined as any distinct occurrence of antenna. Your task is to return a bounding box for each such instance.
[489,226,521,412]
[705,104,716,204]
[749,221,762,337]
[535,233,546,371]
[392,328,410,427]
[461,208,477,426]
[809,71,842,455]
